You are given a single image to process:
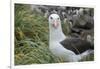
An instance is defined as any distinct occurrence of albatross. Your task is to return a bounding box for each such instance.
[48,14,94,62]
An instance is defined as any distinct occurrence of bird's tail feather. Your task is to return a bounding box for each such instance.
[77,50,94,61]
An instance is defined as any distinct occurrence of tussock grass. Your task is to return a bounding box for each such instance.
[15,4,63,65]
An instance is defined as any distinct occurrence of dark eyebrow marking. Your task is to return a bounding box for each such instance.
[50,17,53,19]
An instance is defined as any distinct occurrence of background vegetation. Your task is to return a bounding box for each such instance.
[15,4,64,65]
[15,4,93,65]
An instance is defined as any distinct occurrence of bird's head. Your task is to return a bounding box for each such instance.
[48,14,61,29]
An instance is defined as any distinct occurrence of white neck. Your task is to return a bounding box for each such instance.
[49,23,66,42]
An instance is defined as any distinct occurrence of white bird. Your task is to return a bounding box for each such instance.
[48,14,94,62]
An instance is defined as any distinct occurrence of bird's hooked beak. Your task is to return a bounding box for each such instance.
[52,20,59,28]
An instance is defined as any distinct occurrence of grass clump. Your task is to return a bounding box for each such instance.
[15,4,63,65]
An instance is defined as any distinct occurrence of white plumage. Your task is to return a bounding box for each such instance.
[48,14,93,62]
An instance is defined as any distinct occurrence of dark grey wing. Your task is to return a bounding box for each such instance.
[60,37,94,55]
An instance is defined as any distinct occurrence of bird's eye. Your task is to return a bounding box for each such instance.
[57,18,59,20]
[50,17,53,19]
